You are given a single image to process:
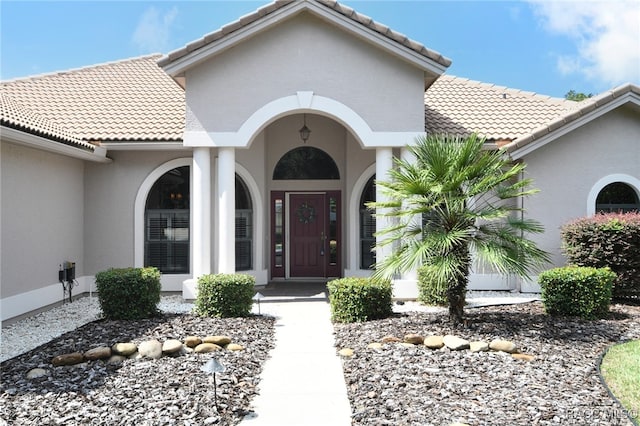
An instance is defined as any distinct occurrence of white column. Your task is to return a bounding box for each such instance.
[192,147,211,279]
[375,147,394,265]
[401,147,419,281]
[218,147,236,273]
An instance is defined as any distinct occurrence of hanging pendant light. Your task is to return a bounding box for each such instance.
[299,114,311,143]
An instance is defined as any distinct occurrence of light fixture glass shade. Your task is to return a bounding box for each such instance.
[299,124,311,143]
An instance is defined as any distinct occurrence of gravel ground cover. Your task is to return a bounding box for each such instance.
[335,301,640,426]
[0,298,274,426]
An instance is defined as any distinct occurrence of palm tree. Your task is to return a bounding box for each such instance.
[371,133,550,324]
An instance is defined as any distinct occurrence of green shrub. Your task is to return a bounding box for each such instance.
[539,266,616,319]
[417,265,449,306]
[95,267,161,320]
[561,212,640,300]
[327,277,392,323]
[195,273,255,318]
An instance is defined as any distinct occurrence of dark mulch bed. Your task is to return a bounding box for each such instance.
[0,314,275,426]
[334,302,640,426]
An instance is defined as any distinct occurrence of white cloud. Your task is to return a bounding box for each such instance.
[132,6,178,53]
[529,0,640,87]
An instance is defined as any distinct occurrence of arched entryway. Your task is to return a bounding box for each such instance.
[270,146,342,279]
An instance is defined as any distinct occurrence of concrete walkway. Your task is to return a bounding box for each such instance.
[240,291,351,426]
[239,283,540,426]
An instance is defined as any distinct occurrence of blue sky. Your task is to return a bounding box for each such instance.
[2,1,639,98]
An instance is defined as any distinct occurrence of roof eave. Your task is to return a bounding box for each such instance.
[2,126,111,163]
[505,84,640,160]
[98,141,187,151]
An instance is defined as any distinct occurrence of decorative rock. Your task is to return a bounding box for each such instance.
[194,343,222,353]
[84,346,111,361]
[181,346,194,355]
[338,348,354,357]
[26,368,48,379]
[52,352,84,366]
[226,343,244,351]
[111,342,137,356]
[512,353,535,361]
[469,341,489,352]
[203,335,232,346]
[403,333,424,345]
[443,335,470,351]
[128,352,143,360]
[367,342,383,349]
[162,339,183,354]
[138,339,163,359]
[107,355,126,364]
[424,335,445,349]
[381,336,401,343]
[399,342,416,348]
[489,339,518,354]
[184,336,202,348]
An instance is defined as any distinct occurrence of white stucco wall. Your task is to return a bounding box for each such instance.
[83,151,193,276]
[1,141,85,299]
[523,106,640,269]
[185,12,425,134]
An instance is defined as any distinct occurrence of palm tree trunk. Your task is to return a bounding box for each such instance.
[446,277,467,325]
[447,247,470,325]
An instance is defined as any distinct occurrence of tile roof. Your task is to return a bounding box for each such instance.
[503,83,640,154]
[1,91,95,151]
[158,0,451,70]
[1,55,185,142]
[425,75,577,141]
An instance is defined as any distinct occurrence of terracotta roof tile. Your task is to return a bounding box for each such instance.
[1,91,94,150]
[504,83,640,153]
[158,0,451,70]
[424,75,576,141]
[1,55,185,142]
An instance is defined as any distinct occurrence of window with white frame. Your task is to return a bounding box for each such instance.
[236,175,253,271]
[596,182,640,213]
[144,166,190,273]
[360,175,376,269]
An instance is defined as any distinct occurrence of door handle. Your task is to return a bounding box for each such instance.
[320,231,325,256]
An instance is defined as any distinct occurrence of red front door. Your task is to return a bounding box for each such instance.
[270,191,341,279]
[289,193,326,277]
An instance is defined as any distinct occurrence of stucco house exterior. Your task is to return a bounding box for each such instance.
[1,0,639,322]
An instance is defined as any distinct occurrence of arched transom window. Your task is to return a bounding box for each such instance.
[273,147,340,180]
[596,182,640,213]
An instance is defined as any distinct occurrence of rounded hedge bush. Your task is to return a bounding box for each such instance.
[327,277,392,323]
[195,273,255,318]
[95,267,161,320]
[539,266,616,319]
[561,212,640,300]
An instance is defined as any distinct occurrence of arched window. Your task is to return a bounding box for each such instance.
[145,166,189,273]
[273,147,340,180]
[596,182,640,213]
[236,175,253,270]
[360,175,376,269]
